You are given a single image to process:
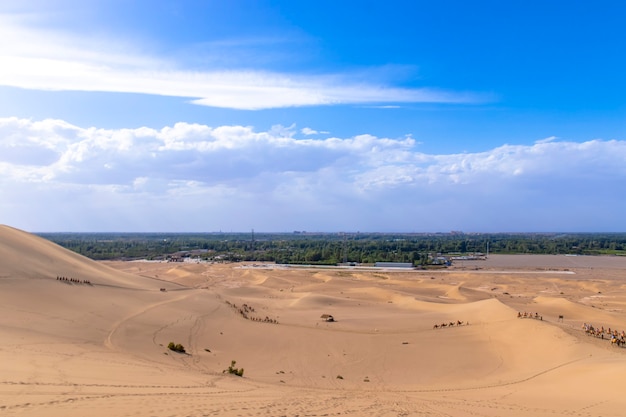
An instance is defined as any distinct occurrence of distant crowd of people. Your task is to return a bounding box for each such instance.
[56,276,91,285]
[582,323,626,346]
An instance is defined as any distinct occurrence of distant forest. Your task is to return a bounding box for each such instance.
[38,232,626,266]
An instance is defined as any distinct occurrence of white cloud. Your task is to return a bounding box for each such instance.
[535,136,558,144]
[0,13,489,110]
[1,117,625,232]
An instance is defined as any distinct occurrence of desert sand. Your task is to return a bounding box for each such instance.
[2,224,626,416]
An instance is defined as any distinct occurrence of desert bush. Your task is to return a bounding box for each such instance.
[224,360,244,377]
[167,342,186,353]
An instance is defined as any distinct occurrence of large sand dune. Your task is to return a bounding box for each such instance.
[2,225,626,416]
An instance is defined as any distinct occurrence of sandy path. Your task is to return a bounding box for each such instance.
[104,290,196,351]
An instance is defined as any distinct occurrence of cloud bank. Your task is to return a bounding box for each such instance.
[1,118,624,232]
[0,14,486,110]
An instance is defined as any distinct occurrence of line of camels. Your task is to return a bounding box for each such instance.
[582,323,626,347]
[517,311,543,320]
[433,320,467,329]
[56,276,92,285]
[225,300,279,324]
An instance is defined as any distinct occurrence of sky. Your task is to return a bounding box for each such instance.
[1,0,625,233]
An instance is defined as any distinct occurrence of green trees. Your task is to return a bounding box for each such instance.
[39,232,626,264]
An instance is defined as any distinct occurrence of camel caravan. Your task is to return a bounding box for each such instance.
[582,323,626,347]
[225,300,279,324]
[515,312,625,348]
[517,311,543,320]
[56,275,91,285]
[433,320,467,329]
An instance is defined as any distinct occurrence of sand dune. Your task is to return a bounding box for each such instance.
[2,225,626,416]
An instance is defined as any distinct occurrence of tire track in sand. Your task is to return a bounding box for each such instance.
[104,290,195,351]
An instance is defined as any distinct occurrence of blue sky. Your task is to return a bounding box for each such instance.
[1,0,625,232]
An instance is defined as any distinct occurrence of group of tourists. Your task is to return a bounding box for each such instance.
[56,276,91,285]
[582,323,626,346]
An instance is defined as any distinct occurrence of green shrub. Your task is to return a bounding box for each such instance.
[167,342,186,353]
[224,360,244,377]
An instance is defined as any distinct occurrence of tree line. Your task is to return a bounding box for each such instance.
[38,232,626,265]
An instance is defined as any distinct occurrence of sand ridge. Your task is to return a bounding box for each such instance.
[2,225,626,416]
